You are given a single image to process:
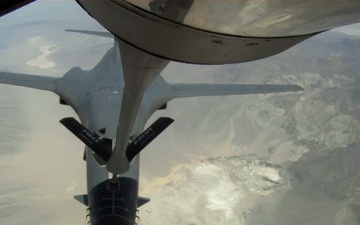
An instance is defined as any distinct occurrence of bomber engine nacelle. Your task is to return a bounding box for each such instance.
[60,117,174,163]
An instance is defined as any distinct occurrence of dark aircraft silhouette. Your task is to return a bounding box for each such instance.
[0,0,34,17]
[1,1,360,225]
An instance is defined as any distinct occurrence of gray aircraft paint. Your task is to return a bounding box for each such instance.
[0,0,360,224]
[75,0,360,64]
[0,34,303,224]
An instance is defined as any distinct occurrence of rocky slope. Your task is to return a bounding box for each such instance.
[139,30,360,225]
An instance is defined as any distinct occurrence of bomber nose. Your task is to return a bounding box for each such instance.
[93,216,133,225]
[89,178,138,225]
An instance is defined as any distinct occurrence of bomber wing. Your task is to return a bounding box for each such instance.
[0,71,57,91]
[172,84,304,98]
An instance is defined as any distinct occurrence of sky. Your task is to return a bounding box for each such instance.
[0,1,360,225]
